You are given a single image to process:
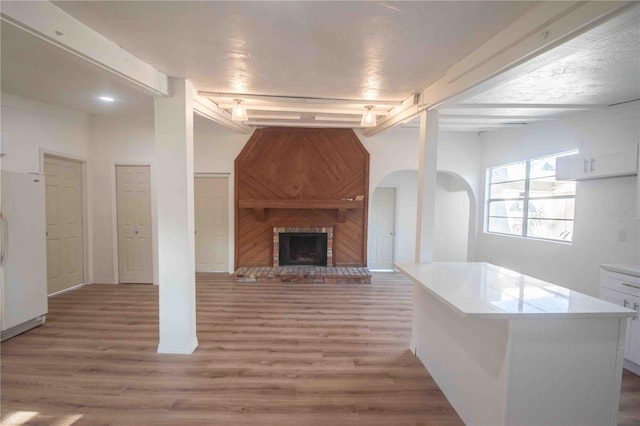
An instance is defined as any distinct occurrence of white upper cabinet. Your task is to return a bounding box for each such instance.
[556,141,638,181]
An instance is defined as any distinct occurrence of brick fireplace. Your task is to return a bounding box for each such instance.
[233,223,369,283]
[273,226,333,267]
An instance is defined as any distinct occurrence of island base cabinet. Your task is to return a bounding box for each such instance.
[600,268,640,375]
[411,284,627,426]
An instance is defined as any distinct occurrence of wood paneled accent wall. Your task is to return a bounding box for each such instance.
[235,128,369,268]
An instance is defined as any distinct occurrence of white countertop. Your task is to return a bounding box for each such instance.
[601,264,640,278]
[397,262,636,319]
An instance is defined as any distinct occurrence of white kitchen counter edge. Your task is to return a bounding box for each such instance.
[601,264,640,278]
[396,262,636,320]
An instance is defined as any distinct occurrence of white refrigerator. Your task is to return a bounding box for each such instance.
[0,170,48,341]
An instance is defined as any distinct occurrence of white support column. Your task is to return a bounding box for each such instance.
[415,110,439,263]
[155,78,198,354]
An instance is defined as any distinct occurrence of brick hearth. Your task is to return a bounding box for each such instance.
[233,266,371,284]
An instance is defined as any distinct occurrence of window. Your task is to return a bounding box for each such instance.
[486,152,577,242]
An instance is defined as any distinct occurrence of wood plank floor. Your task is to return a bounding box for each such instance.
[1,272,639,426]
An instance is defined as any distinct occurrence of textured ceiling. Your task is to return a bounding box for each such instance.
[52,1,535,101]
[463,21,640,106]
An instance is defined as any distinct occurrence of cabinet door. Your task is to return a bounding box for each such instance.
[628,296,640,365]
[556,154,588,180]
[600,287,634,360]
[591,143,638,179]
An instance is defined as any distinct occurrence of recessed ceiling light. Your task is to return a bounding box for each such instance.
[99,96,115,103]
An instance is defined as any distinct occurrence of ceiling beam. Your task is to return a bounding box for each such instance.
[246,113,302,120]
[1,1,169,96]
[314,115,362,122]
[193,94,252,134]
[199,91,403,108]
[448,103,608,110]
[216,102,391,116]
[246,121,359,129]
[362,1,632,137]
[439,115,558,122]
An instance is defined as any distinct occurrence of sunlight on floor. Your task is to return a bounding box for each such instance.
[1,411,83,426]
[1,411,39,425]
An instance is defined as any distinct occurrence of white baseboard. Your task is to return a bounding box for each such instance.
[624,359,640,376]
[48,282,89,297]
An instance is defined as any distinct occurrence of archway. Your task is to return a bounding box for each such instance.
[367,169,476,267]
[434,171,474,261]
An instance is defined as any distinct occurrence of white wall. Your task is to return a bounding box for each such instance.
[1,93,91,173]
[361,126,421,194]
[194,116,251,174]
[477,103,640,296]
[434,172,470,261]
[1,92,94,282]
[363,128,482,200]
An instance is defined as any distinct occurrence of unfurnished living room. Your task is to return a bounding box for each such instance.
[1,1,639,425]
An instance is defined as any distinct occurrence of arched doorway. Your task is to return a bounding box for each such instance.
[368,169,476,268]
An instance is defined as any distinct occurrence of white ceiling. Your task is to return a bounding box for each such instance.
[53,1,535,100]
[1,21,153,115]
[1,2,638,133]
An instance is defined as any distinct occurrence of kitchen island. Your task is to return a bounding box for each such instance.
[397,262,635,426]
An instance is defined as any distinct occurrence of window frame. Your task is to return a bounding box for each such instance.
[485,151,578,243]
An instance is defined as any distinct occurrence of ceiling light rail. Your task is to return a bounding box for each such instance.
[452,103,609,110]
[245,121,360,129]
[214,103,390,116]
[198,91,403,107]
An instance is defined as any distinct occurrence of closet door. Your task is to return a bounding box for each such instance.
[195,176,229,272]
[44,155,84,294]
[116,166,153,283]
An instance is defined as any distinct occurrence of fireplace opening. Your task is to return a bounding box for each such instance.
[279,233,328,266]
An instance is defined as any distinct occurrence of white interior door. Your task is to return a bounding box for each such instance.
[44,155,84,294]
[368,187,395,270]
[116,166,153,283]
[195,176,229,272]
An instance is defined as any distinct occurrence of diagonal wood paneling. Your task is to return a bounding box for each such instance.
[235,128,369,268]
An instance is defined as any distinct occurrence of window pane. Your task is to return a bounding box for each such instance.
[489,180,525,199]
[529,156,557,179]
[528,198,575,220]
[489,162,526,184]
[486,153,576,243]
[488,217,523,236]
[527,219,573,242]
[489,200,524,217]
[529,177,576,197]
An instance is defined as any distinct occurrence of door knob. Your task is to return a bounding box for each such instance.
[135,231,139,234]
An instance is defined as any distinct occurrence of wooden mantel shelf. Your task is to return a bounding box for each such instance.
[239,199,364,222]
